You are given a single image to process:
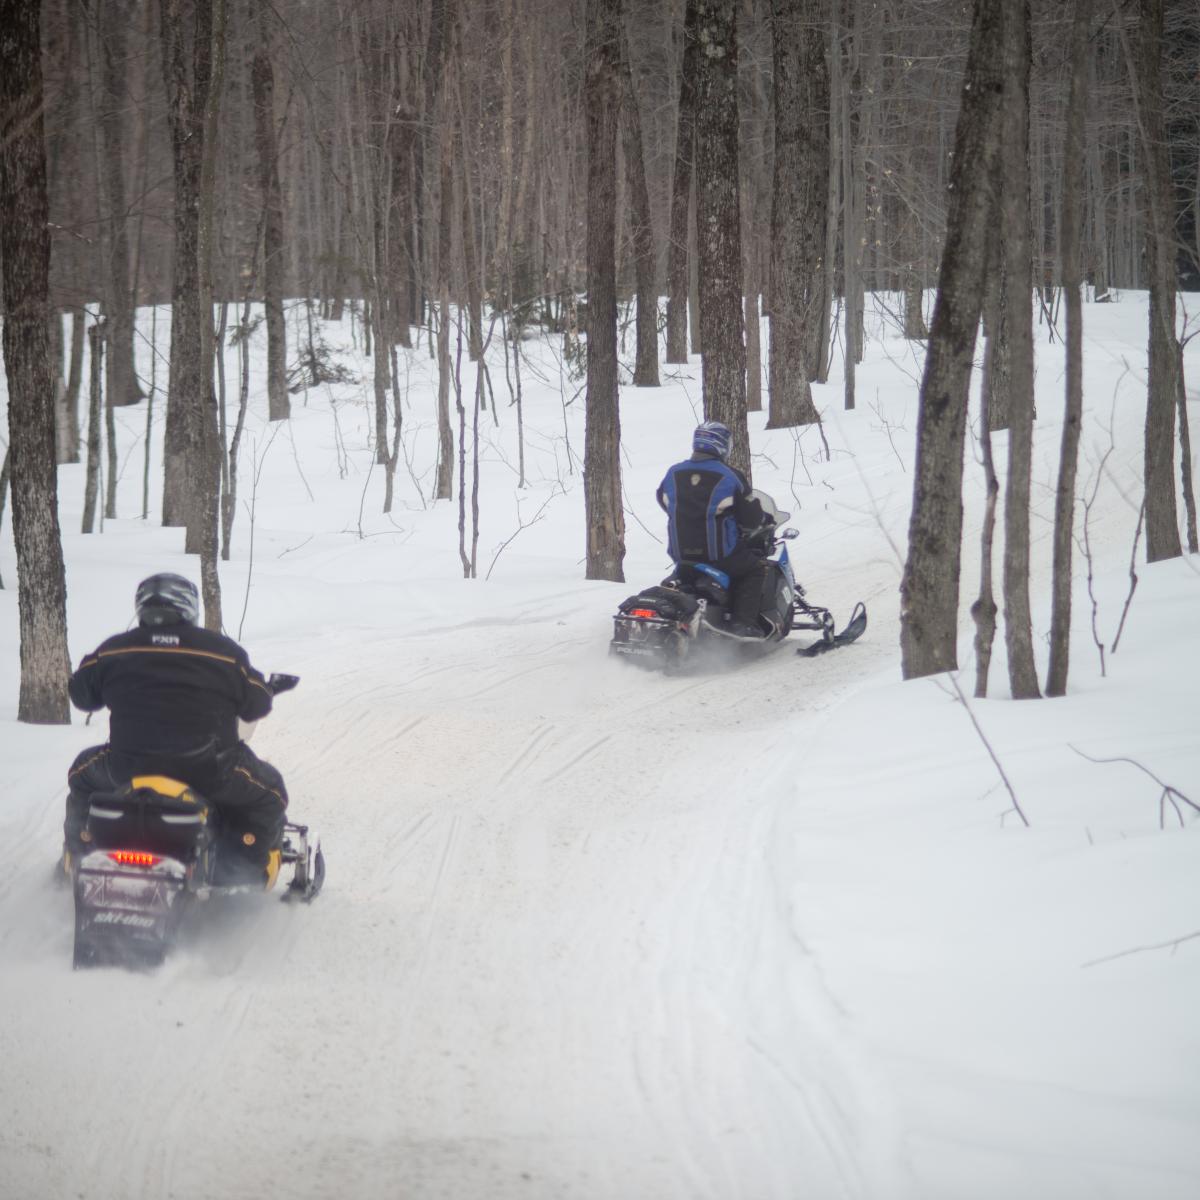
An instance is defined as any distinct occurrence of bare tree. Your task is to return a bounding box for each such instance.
[252,1,288,421]
[767,0,826,429]
[94,0,143,410]
[666,0,698,365]
[584,0,626,582]
[159,0,211,537]
[621,23,659,388]
[694,0,749,474]
[1046,0,1092,698]
[900,0,1005,680]
[1000,0,1040,699]
[1130,0,1182,562]
[82,319,103,532]
[0,0,72,722]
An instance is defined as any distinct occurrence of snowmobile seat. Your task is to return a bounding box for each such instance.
[670,562,731,606]
[618,585,699,623]
[83,777,213,859]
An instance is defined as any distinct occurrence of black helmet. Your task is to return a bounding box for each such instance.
[135,573,200,627]
[692,420,732,461]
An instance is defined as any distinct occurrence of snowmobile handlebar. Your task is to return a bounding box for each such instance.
[267,673,300,696]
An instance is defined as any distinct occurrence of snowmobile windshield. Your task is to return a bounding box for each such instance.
[749,490,790,526]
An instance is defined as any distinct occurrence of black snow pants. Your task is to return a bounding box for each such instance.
[711,546,772,629]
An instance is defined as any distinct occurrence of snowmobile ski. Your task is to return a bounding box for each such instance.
[794,601,867,657]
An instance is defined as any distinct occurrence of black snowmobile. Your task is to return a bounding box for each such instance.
[610,492,867,672]
[67,674,324,970]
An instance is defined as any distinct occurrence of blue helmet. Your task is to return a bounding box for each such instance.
[692,421,732,461]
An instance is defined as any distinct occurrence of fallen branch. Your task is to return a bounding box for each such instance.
[1082,930,1200,968]
[1069,744,1199,828]
[939,674,1030,827]
[1111,500,1145,654]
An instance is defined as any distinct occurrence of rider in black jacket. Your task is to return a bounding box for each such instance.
[64,573,288,885]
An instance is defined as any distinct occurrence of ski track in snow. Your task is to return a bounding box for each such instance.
[2,298,1193,1199]
[0,583,901,1200]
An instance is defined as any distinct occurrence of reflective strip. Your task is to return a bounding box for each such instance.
[97,645,239,667]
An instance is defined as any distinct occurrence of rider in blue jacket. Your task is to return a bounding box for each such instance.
[656,421,769,638]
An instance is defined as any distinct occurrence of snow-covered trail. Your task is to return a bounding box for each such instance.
[1,572,900,1200]
[4,292,1195,1200]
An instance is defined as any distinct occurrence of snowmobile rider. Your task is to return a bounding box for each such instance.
[656,421,771,638]
[63,573,288,885]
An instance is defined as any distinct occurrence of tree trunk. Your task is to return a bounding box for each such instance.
[159,0,211,533]
[584,0,625,582]
[252,3,289,421]
[0,447,10,589]
[694,0,748,475]
[387,78,415,352]
[665,0,698,365]
[59,307,85,464]
[434,80,456,502]
[999,0,1040,700]
[1133,0,1182,562]
[371,192,391,466]
[195,0,225,629]
[621,28,659,388]
[83,321,103,532]
[818,12,840,385]
[0,0,72,722]
[1046,0,1091,698]
[96,0,143,409]
[971,361,1000,699]
[1177,341,1198,553]
[840,1,863,411]
[431,0,456,501]
[982,210,1011,432]
[767,0,825,429]
[900,0,1005,680]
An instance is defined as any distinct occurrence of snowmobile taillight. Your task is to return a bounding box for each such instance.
[107,850,163,868]
[629,608,659,619]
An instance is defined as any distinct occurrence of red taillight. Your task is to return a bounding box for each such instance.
[108,850,162,868]
[629,608,659,619]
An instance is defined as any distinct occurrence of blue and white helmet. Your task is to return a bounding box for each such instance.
[692,420,732,462]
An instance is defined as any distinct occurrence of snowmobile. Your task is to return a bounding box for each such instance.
[610,492,867,672]
[67,674,324,970]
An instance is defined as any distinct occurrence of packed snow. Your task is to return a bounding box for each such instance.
[0,293,1197,1199]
